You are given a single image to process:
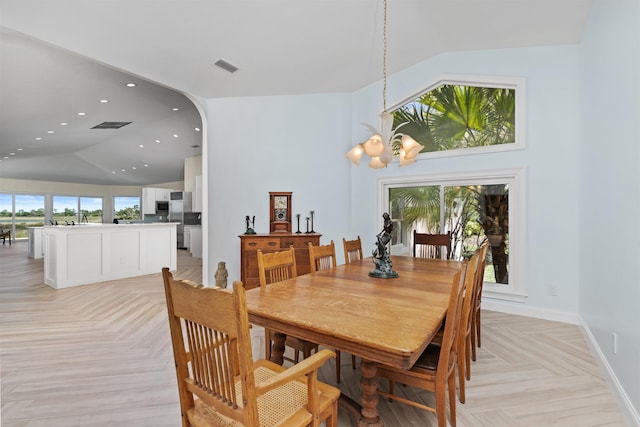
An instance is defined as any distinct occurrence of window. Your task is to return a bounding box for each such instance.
[0,193,46,239]
[15,195,45,238]
[53,195,78,225]
[113,196,140,220]
[392,74,525,159]
[380,168,526,302]
[80,197,103,223]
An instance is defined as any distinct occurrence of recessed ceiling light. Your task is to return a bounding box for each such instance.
[99,99,109,103]
[138,144,144,148]
[60,122,68,126]
[47,130,54,134]
[121,169,126,172]
[78,112,86,116]
[144,164,149,167]
[17,148,23,151]
[195,127,201,132]
[35,137,42,141]
[172,107,179,111]
[173,134,179,138]
[10,152,16,155]
[132,166,137,170]
[112,171,116,174]
[155,139,160,143]
[125,83,137,87]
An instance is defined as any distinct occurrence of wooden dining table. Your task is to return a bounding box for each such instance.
[245,255,465,427]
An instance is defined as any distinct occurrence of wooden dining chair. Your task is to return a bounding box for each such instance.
[162,268,340,427]
[456,249,481,404]
[308,240,354,383]
[470,242,490,362]
[377,265,467,427]
[341,236,364,375]
[308,240,337,272]
[342,236,363,264]
[257,247,319,364]
[413,230,451,259]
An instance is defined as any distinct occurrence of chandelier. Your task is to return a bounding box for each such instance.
[345,0,424,169]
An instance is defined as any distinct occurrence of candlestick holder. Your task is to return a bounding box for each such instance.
[296,214,302,234]
[310,210,315,233]
[305,217,311,233]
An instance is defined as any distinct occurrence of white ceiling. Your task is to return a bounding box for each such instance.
[0,0,593,186]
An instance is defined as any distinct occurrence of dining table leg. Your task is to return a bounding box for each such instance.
[270,332,286,365]
[358,360,384,427]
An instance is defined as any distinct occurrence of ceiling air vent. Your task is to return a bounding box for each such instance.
[213,59,238,73]
[91,121,132,130]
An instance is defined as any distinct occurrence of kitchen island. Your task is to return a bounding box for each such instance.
[43,222,177,289]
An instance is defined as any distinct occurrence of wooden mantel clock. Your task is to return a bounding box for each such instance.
[269,191,292,233]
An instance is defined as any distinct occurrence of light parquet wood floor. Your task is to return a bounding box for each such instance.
[0,242,627,426]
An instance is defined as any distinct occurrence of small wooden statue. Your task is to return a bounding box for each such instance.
[215,261,228,288]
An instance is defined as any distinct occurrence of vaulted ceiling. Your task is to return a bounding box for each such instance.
[0,0,593,186]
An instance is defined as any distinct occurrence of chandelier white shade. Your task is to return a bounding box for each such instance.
[345,0,424,168]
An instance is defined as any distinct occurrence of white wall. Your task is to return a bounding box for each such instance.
[205,93,352,285]
[579,0,640,420]
[351,45,582,316]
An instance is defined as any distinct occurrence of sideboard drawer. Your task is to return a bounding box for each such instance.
[281,236,319,249]
[243,238,280,251]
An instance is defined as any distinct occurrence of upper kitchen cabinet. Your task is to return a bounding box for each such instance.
[142,187,172,215]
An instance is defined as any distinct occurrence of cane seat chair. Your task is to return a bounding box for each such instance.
[162,268,339,427]
[413,231,451,259]
[471,242,490,362]
[342,236,363,265]
[257,247,319,364]
[377,265,467,427]
[1,227,11,245]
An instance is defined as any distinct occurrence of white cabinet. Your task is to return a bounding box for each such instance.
[42,223,177,289]
[185,226,202,258]
[191,227,202,258]
[28,227,44,259]
[184,226,191,249]
[142,188,156,215]
[142,187,172,215]
[156,188,171,201]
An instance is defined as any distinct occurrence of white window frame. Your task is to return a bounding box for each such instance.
[390,73,526,161]
[378,168,527,303]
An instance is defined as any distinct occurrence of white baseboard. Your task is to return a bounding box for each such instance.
[482,298,580,324]
[578,317,640,427]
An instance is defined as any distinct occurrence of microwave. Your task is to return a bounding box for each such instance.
[156,201,169,212]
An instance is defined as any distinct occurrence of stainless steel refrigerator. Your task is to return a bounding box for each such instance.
[169,191,192,249]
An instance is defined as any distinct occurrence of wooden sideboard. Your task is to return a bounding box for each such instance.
[239,233,321,289]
